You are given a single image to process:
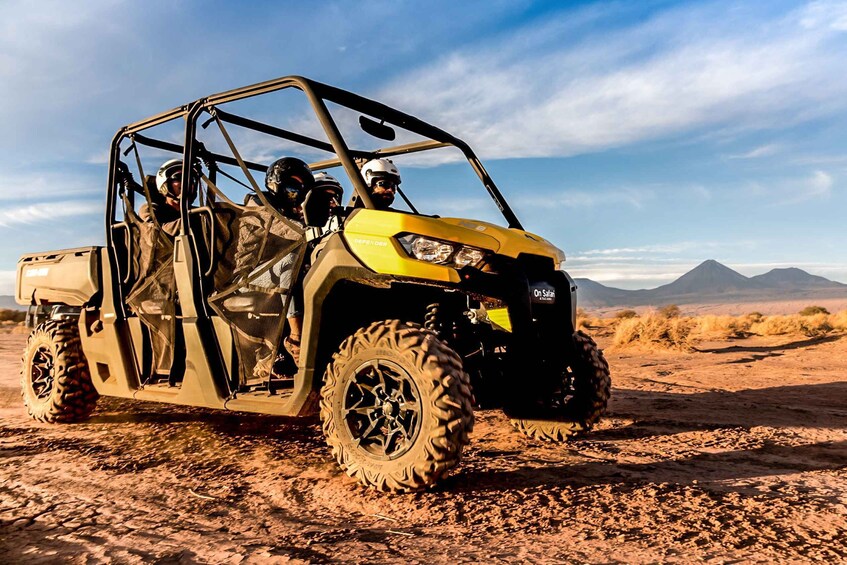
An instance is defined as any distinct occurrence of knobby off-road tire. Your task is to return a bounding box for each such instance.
[511,330,611,442]
[320,320,474,493]
[21,319,99,423]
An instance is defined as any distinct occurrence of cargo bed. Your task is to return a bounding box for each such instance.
[16,246,102,307]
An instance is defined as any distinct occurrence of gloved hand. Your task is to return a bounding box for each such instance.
[115,161,137,192]
[116,160,132,179]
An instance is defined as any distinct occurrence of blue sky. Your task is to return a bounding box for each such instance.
[1,0,846,293]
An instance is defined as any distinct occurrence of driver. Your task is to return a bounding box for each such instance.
[360,158,401,211]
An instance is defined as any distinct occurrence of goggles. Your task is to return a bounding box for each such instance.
[373,179,398,190]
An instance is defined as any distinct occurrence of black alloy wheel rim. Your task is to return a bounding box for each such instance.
[342,359,422,460]
[30,345,55,401]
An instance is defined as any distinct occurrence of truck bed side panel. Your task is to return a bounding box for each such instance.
[16,247,102,306]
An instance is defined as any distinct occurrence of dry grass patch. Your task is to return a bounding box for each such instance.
[0,309,24,323]
[750,313,833,338]
[831,311,847,331]
[613,313,696,351]
[609,309,846,350]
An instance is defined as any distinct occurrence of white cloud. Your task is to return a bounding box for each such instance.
[808,170,835,195]
[379,2,847,160]
[800,0,847,31]
[564,239,766,288]
[0,200,102,228]
[0,171,101,201]
[774,169,834,204]
[728,143,782,159]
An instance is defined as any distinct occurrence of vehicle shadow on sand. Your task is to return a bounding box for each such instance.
[694,334,843,354]
[452,439,847,495]
[598,380,847,438]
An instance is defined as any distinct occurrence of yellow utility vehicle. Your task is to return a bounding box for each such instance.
[16,77,610,492]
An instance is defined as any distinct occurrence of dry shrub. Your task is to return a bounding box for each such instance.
[800,305,830,316]
[613,313,695,350]
[692,315,752,339]
[615,309,638,319]
[658,304,681,318]
[831,311,847,331]
[750,313,833,338]
[799,314,833,337]
[0,309,25,323]
[610,309,846,350]
[749,315,801,336]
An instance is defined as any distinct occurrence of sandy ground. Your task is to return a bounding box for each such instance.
[1,329,846,564]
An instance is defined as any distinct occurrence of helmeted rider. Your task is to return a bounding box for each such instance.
[255,156,314,221]
[139,158,192,237]
[244,157,315,370]
[312,172,344,209]
[360,158,401,210]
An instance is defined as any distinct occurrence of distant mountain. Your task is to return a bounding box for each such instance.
[750,267,846,289]
[570,278,637,306]
[575,260,847,308]
[654,259,758,295]
[0,295,24,311]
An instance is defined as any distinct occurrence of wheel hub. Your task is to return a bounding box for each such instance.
[30,346,55,401]
[382,401,397,417]
[342,359,422,460]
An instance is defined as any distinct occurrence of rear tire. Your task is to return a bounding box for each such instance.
[511,330,610,442]
[320,320,474,493]
[21,320,99,423]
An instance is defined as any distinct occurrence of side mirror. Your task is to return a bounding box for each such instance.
[359,116,395,141]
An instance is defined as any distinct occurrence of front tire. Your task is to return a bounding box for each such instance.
[511,330,611,442]
[21,319,99,423]
[320,320,474,493]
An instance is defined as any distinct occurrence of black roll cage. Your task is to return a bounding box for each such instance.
[105,76,524,315]
[106,75,522,230]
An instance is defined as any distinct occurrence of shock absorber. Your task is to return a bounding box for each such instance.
[424,302,444,338]
[425,299,468,345]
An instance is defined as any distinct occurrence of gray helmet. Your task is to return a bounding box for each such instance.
[265,157,313,209]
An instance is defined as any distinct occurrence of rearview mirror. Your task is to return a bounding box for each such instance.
[359,116,396,141]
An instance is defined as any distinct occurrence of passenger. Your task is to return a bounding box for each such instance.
[246,157,314,366]
[310,171,344,229]
[247,157,313,221]
[360,158,401,211]
[139,159,187,237]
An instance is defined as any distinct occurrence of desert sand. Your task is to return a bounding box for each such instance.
[1,328,845,563]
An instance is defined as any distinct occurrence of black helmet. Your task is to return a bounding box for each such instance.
[265,157,313,209]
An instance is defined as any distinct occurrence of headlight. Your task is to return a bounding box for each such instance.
[411,237,454,263]
[453,247,486,268]
[397,234,488,268]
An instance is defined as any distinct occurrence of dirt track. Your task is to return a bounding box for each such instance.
[1,330,846,563]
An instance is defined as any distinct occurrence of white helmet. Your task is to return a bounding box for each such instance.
[313,171,343,201]
[361,158,400,188]
[155,159,183,197]
[312,171,340,188]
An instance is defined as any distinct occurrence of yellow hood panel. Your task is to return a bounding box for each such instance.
[343,210,565,281]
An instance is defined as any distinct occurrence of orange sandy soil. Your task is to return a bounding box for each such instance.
[1,330,845,564]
